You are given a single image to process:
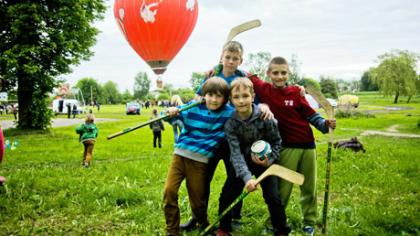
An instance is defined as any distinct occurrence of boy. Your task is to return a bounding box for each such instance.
[249,57,336,236]
[75,113,99,167]
[181,40,269,231]
[163,77,233,236]
[149,109,164,148]
[217,78,290,236]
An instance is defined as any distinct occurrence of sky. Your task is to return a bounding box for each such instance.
[65,0,420,92]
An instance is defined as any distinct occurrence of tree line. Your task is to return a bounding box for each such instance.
[1,1,419,130]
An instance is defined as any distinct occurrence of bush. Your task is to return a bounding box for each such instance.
[335,104,375,119]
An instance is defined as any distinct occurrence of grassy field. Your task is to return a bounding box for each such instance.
[0,93,419,235]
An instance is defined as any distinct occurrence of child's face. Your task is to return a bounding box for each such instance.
[220,50,242,75]
[231,85,254,115]
[267,63,289,89]
[204,91,226,111]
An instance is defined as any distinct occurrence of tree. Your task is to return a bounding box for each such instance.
[75,77,103,105]
[288,54,302,84]
[370,50,419,103]
[244,51,271,81]
[360,70,379,91]
[190,72,204,92]
[0,1,106,129]
[320,76,338,98]
[102,81,121,104]
[298,77,321,91]
[121,89,133,104]
[133,72,151,100]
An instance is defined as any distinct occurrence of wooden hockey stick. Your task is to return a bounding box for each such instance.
[200,164,304,236]
[306,85,334,235]
[107,100,204,140]
[226,19,261,42]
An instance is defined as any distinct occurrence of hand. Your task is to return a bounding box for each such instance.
[204,69,216,78]
[245,179,258,192]
[258,103,274,120]
[298,85,306,97]
[251,153,269,167]
[166,107,180,117]
[326,119,336,129]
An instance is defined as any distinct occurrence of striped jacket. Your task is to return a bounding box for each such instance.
[174,102,234,163]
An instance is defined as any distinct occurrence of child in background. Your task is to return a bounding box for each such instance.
[168,95,184,143]
[76,114,99,167]
[218,78,290,236]
[250,57,336,236]
[163,77,233,236]
[149,109,164,148]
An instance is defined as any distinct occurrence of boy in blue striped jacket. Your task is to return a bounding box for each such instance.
[163,77,234,236]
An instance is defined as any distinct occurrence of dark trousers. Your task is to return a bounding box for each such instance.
[218,162,290,235]
[191,140,243,220]
[153,131,162,148]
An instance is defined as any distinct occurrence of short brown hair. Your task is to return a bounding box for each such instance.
[85,114,95,123]
[201,77,229,105]
[230,77,254,95]
[222,41,244,56]
[268,56,289,72]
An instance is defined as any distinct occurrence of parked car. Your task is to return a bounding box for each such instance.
[126,102,141,115]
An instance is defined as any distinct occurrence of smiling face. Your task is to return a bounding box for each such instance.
[231,84,254,118]
[267,63,290,89]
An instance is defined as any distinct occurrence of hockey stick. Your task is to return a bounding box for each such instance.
[107,99,204,140]
[226,19,261,42]
[200,164,304,236]
[305,85,334,235]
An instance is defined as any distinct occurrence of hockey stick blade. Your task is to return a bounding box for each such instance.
[256,164,304,185]
[226,19,261,42]
[306,85,334,119]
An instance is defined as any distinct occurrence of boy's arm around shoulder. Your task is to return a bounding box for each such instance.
[224,119,253,184]
[264,119,282,164]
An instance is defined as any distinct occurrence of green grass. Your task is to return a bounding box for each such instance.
[1,94,419,235]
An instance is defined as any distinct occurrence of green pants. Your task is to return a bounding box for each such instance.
[276,148,317,226]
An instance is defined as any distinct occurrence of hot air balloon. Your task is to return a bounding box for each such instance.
[114,0,198,77]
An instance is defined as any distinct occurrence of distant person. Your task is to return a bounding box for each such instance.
[66,103,71,119]
[96,102,100,111]
[11,104,18,120]
[75,114,99,167]
[168,95,184,143]
[149,109,164,148]
[72,104,77,119]
[145,100,150,109]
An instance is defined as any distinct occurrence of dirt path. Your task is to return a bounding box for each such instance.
[361,127,420,138]
[1,118,118,130]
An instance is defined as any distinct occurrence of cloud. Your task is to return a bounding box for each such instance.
[65,0,420,92]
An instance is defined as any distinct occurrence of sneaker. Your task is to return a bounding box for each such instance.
[231,218,242,231]
[303,225,314,236]
[180,218,198,231]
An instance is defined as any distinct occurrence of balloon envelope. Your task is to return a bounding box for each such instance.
[114,0,199,75]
